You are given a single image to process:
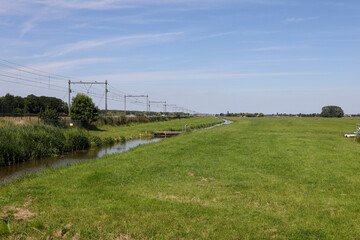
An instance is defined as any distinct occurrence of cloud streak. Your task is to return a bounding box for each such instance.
[81,70,324,83]
[34,0,282,10]
[248,46,294,52]
[35,32,184,57]
[285,17,318,22]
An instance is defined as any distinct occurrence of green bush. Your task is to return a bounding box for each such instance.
[0,125,91,166]
[90,136,103,147]
[103,137,115,145]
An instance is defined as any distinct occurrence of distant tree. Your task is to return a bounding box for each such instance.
[321,106,344,118]
[70,94,99,125]
[258,112,264,117]
[25,94,42,114]
[13,108,24,116]
[2,93,15,113]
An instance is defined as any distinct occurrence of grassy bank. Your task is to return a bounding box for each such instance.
[1,118,360,239]
[90,116,223,140]
[0,117,221,167]
[0,125,90,166]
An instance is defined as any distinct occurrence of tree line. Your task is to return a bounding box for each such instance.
[0,93,68,116]
[220,106,345,118]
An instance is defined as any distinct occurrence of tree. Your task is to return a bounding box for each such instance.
[321,106,344,118]
[70,94,99,125]
[39,108,60,121]
[25,94,41,114]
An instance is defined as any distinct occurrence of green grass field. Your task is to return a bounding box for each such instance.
[1,117,360,239]
[90,116,223,139]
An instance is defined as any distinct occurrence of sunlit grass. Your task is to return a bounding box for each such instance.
[1,117,360,239]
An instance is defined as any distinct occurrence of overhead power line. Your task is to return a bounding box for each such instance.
[0,59,200,115]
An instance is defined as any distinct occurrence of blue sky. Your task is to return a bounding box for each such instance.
[0,0,359,114]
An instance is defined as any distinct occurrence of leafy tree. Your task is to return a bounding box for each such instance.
[321,106,344,118]
[70,94,99,125]
[0,93,67,115]
[13,108,24,116]
[25,94,42,114]
[39,108,60,121]
[1,93,15,113]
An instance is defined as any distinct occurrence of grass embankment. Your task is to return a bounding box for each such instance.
[1,118,360,239]
[0,125,90,166]
[90,116,223,140]
[0,117,221,167]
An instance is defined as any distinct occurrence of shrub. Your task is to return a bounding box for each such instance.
[103,137,115,145]
[90,136,103,147]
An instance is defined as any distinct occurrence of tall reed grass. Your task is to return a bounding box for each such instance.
[0,125,91,166]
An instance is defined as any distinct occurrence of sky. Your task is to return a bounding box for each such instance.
[0,0,359,114]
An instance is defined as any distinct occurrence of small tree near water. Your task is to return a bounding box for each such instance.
[321,106,344,118]
[70,94,99,126]
[39,108,60,124]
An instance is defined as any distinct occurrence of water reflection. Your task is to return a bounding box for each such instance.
[0,138,161,184]
[205,118,233,129]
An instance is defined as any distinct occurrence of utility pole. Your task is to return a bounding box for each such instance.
[69,80,108,117]
[105,80,108,118]
[124,95,126,116]
[166,104,177,113]
[123,95,148,116]
[148,101,166,115]
[68,80,71,118]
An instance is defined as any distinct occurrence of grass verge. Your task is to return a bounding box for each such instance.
[90,116,223,140]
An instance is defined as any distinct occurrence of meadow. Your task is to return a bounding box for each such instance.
[1,117,360,239]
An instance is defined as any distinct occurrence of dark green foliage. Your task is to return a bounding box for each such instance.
[0,125,90,166]
[225,112,265,117]
[39,108,60,122]
[0,93,68,116]
[0,218,10,235]
[321,105,344,118]
[95,115,169,126]
[63,130,90,152]
[103,137,115,145]
[70,94,99,125]
[91,136,103,147]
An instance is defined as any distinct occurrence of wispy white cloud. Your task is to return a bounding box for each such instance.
[0,58,117,77]
[29,58,117,72]
[285,17,318,23]
[0,0,285,14]
[19,5,69,37]
[81,70,324,83]
[236,57,345,63]
[191,31,237,41]
[248,46,294,52]
[34,32,184,57]
[34,0,283,10]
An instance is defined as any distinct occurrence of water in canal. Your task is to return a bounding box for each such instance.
[0,118,231,184]
[0,138,161,184]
